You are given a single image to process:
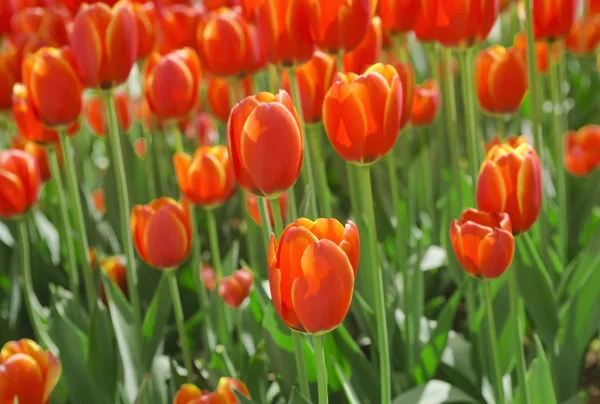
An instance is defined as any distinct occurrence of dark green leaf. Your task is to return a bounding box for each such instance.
[88,302,117,403]
[288,387,312,404]
[514,336,556,404]
[142,273,173,370]
[391,380,479,404]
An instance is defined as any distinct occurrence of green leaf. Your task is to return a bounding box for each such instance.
[142,273,173,370]
[514,336,556,404]
[332,360,361,404]
[0,220,14,247]
[88,302,117,403]
[233,390,258,404]
[391,380,479,404]
[288,387,312,404]
[33,210,60,265]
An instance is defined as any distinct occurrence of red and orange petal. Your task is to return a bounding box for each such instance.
[207,76,253,122]
[133,2,156,59]
[564,125,600,176]
[200,266,217,291]
[0,149,41,218]
[156,4,201,54]
[173,383,204,404]
[514,31,559,74]
[410,79,440,127]
[343,16,382,74]
[291,50,335,123]
[185,112,219,146]
[565,16,600,55]
[10,136,59,182]
[377,0,421,34]
[532,0,577,41]
[215,377,251,402]
[246,192,288,227]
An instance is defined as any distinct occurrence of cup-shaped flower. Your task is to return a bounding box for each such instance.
[410,79,440,127]
[131,197,192,269]
[0,44,19,110]
[200,265,217,291]
[132,2,156,59]
[0,149,41,219]
[227,90,303,198]
[268,218,359,334]
[476,136,542,234]
[377,0,421,34]
[475,45,527,115]
[564,125,600,176]
[532,0,577,41]
[99,255,127,305]
[71,2,138,89]
[342,17,382,74]
[207,76,253,122]
[11,136,61,182]
[219,268,254,308]
[144,48,201,120]
[10,6,70,58]
[84,90,133,137]
[450,208,515,279]
[246,193,288,227]
[513,31,559,74]
[323,63,402,165]
[156,4,201,54]
[565,16,600,55]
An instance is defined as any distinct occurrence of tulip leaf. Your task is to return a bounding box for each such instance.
[0,220,14,247]
[33,210,60,265]
[391,380,479,404]
[88,301,117,403]
[233,390,258,404]
[288,387,312,404]
[514,335,556,404]
[332,360,361,404]
[142,272,173,370]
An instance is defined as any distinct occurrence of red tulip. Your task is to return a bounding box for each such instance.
[155,4,201,54]
[343,17,382,74]
[173,378,251,404]
[246,193,288,227]
[377,0,421,34]
[564,125,600,176]
[590,0,600,15]
[414,8,437,43]
[84,90,133,136]
[0,44,20,110]
[514,31,559,74]
[206,76,253,122]
[134,138,147,159]
[410,79,440,127]
[200,265,217,291]
[216,377,252,403]
[0,149,41,218]
[218,268,254,308]
[10,7,70,60]
[132,1,156,59]
[565,16,600,55]
[185,112,219,146]
[11,136,62,182]
[388,62,414,130]
[92,188,105,215]
[532,0,577,41]
[99,255,127,305]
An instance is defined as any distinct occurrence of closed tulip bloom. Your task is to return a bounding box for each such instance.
[268,218,359,333]
[207,76,253,122]
[414,8,437,43]
[565,16,600,55]
[133,2,156,59]
[323,63,403,164]
[216,377,252,403]
[476,136,542,234]
[227,90,303,197]
[84,90,133,136]
[145,48,201,119]
[514,31,559,74]
[0,339,61,404]
[131,197,192,269]
[11,137,61,182]
[246,193,288,227]
[377,0,421,34]
[156,4,201,54]
[485,134,527,153]
[173,146,236,208]
[185,112,219,146]
[0,44,20,110]
[450,208,515,278]
[475,45,527,115]
[10,7,70,59]
[532,0,577,41]
[411,79,440,127]
[71,2,138,89]
[0,149,41,218]
[564,125,600,176]
[173,384,207,404]
[343,17,382,74]
[591,0,600,15]
[200,265,217,291]
[307,0,372,53]
[219,268,254,308]
[99,255,127,304]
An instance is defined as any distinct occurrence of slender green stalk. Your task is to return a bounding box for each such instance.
[458,49,481,184]
[258,197,273,244]
[58,130,96,311]
[307,124,332,217]
[241,195,261,276]
[508,265,531,404]
[142,126,157,199]
[346,163,361,223]
[356,165,391,404]
[419,128,436,234]
[497,116,506,140]
[206,209,230,346]
[483,281,505,404]
[17,218,43,343]
[271,198,285,236]
[172,125,184,154]
[336,52,344,73]
[47,145,79,297]
[288,186,298,221]
[267,64,280,92]
[407,129,419,373]
[167,270,194,382]
[105,91,142,329]
[313,335,329,404]
[152,128,168,196]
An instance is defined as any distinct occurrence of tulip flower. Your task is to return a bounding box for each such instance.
[343,17,382,74]
[227,90,303,198]
[131,197,192,269]
[242,23,267,75]
[174,378,251,404]
[246,193,288,227]
[185,112,219,146]
[565,16,600,55]
[532,0,577,41]
[200,265,217,291]
[377,0,421,34]
[173,146,236,208]
[485,134,527,153]
[71,2,138,89]
[132,1,156,59]
[0,44,20,110]
[0,339,62,404]
[591,0,600,15]
[219,268,254,308]
[207,76,253,122]
[388,62,414,130]
[411,79,441,127]
[514,31,559,74]
[268,218,359,333]
[306,0,372,53]
[414,8,437,43]
[10,7,70,60]
[450,208,515,279]
[323,63,402,164]
[99,255,127,305]
[0,149,41,218]
[564,125,600,176]
[173,384,207,404]
[92,188,106,215]
[476,136,543,234]
[216,377,252,403]
[475,45,528,115]
[144,48,201,119]
[84,90,133,136]
[11,136,61,182]
[155,4,201,54]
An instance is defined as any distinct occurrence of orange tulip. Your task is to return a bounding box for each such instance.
[564,125,600,176]
[475,45,528,115]
[200,265,217,291]
[155,4,201,54]
[173,378,250,404]
[242,24,266,74]
[216,377,251,403]
[131,197,192,269]
[0,339,61,404]
[323,63,403,164]
[227,90,303,197]
[343,17,382,74]
[377,0,421,34]
[133,2,156,59]
[389,62,414,130]
[207,76,253,122]
[84,90,133,136]
[476,136,542,234]
[71,2,138,89]
[246,193,288,227]
[268,218,359,333]
[410,79,440,127]
[92,188,105,215]
[513,31,560,74]
[414,8,437,43]
[565,16,600,55]
[11,136,61,182]
[219,268,254,308]
[99,255,127,305]
[532,0,577,41]
[0,44,20,110]
[450,208,515,278]
[484,134,526,153]
[0,149,41,218]
[173,146,236,208]
[144,48,201,119]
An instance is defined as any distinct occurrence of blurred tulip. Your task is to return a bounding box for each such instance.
[0,44,20,110]
[84,90,133,136]
[476,136,542,234]
[564,125,600,176]
[131,197,192,269]
[92,188,105,215]
[484,134,527,153]
[11,136,61,182]
[377,0,420,34]
[343,17,382,74]
[89,248,98,271]
[10,7,70,60]
[216,377,251,403]
[204,0,239,10]
[174,378,250,404]
[71,2,138,89]
[565,16,600,55]
[134,138,147,158]
[475,45,527,115]
[243,23,267,75]
[207,76,253,122]
[173,383,206,404]
[219,268,254,308]
[246,193,288,227]
[411,79,440,127]
[414,8,437,43]
[323,63,402,164]
[173,146,236,207]
[514,31,559,73]
[532,0,577,41]
[590,0,600,15]
[388,62,414,129]
[185,112,219,146]
[133,2,156,59]
[0,149,41,218]
[156,4,201,54]
[0,339,61,404]
[450,208,515,278]
[99,255,127,304]
[200,265,217,291]
[268,218,359,333]
[227,90,303,197]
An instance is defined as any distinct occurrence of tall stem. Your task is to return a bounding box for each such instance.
[206,209,230,346]
[142,126,157,199]
[313,335,329,404]
[508,265,531,404]
[258,197,273,244]
[307,123,332,217]
[167,270,194,382]
[419,128,436,235]
[497,116,506,140]
[105,91,142,330]
[172,125,184,154]
[483,281,505,404]
[458,49,480,184]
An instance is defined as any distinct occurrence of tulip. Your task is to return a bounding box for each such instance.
[564,125,600,176]
[388,62,414,130]
[218,268,254,308]
[485,134,527,153]
[246,193,288,227]
[268,218,359,333]
[173,146,236,208]
[475,45,528,115]
[0,339,62,404]
[414,8,437,43]
[11,136,61,182]
[132,2,156,59]
[84,90,133,136]
[155,4,201,54]
[144,48,201,120]
[343,17,382,74]
[99,255,127,304]
[131,197,192,269]
[591,0,600,15]
[227,90,303,198]
[215,377,252,403]
[476,136,543,234]
[71,2,138,89]
[242,23,266,75]
[306,0,372,53]
[92,188,106,215]
[207,76,253,122]
[514,31,559,74]
[532,0,577,41]
[185,112,219,146]
[174,384,207,404]
[565,16,600,55]
[10,7,70,60]
[173,378,250,404]
[377,0,421,34]
[0,44,20,110]
[411,79,441,127]
[0,149,41,219]
[450,208,515,278]
[200,265,217,291]
[323,63,402,164]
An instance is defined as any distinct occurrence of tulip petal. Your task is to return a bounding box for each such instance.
[341,220,360,275]
[308,218,345,243]
[516,151,542,233]
[173,152,192,198]
[106,4,138,87]
[0,354,44,403]
[0,171,26,217]
[188,149,227,206]
[144,204,189,268]
[476,160,507,213]
[478,229,515,279]
[130,205,153,263]
[228,96,260,193]
[173,384,203,404]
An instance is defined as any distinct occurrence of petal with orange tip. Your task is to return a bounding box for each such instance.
[476,160,507,214]
[478,229,515,278]
[188,150,228,205]
[173,383,203,404]
[0,171,27,217]
[516,151,543,234]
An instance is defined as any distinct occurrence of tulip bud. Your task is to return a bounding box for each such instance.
[99,255,127,305]
[218,268,254,308]
[200,266,217,291]
[92,188,106,215]
[132,2,156,60]
[532,0,577,41]
[564,125,600,176]
[377,0,421,34]
[156,4,201,54]
[565,16,600,55]
[0,149,41,219]
[410,79,440,127]
[246,193,289,227]
[134,138,147,159]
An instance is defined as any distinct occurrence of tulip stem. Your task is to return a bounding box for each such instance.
[497,116,506,140]
[483,280,505,404]
[313,335,329,404]
[142,126,158,199]
[172,125,184,154]
[271,197,285,236]
[508,265,531,404]
[58,130,96,311]
[206,209,230,346]
[307,123,332,217]
[292,331,311,399]
[105,91,142,330]
[356,165,391,404]
[458,49,481,185]
[419,128,436,235]
[259,197,273,243]
[167,270,194,382]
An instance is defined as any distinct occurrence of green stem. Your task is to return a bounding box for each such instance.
[356,165,391,404]
[206,209,230,345]
[172,125,184,154]
[346,163,361,224]
[155,128,170,196]
[508,265,531,404]
[483,281,505,404]
[407,129,419,372]
[288,186,298,221]
[142,126,157,199]
[336,52,344,73]
[292,331,311,399]
[497,116,506,141]
[105,91,142,330]
[258,197,273,244]
[58,130,96,311]
[267,64,280,92]
[419,128,436,235]
[313,335,329,404]
[458,49,481,184]
[167,270,194,382]
[307,123,332,217]
[271,197,285,236]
